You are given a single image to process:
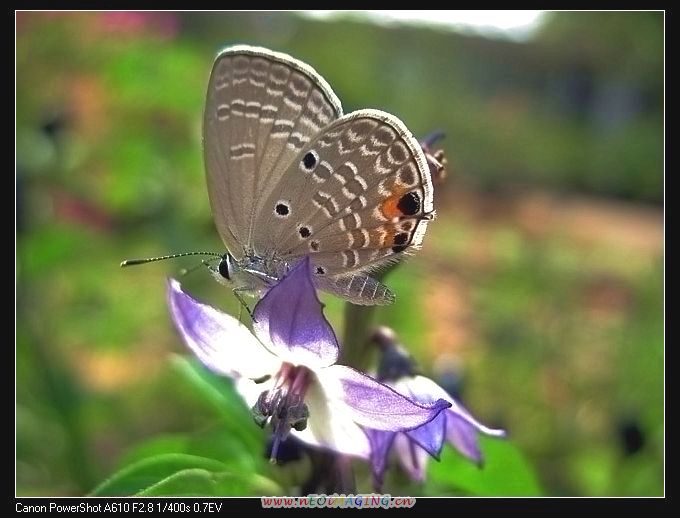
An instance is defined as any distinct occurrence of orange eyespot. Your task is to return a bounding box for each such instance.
[380,189,422,219]
[380,194,402,219]
[380,189,408,219]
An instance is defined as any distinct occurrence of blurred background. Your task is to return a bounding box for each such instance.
[16,11,663,496]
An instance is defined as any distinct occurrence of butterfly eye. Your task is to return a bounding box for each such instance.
[218,254,232,280]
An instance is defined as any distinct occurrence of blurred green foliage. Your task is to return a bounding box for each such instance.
[16,11,663,496]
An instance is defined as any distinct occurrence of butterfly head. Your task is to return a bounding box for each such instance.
[217,252,236,281]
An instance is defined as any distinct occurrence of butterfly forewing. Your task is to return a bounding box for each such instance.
[204,45,343,259]
[252,110,434,279]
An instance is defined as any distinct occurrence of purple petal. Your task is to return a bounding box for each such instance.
[393,434,430,483]
[319,365,451,431]
[166,278,280,379]
[399,375,506,438]
[446,412,483,465]
[253,257,338,369]
[405,411,447,459]
[390,377,447,458]
[364,429,397,490]
[391,375,505,462]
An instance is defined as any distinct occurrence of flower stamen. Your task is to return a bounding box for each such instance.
[251,364,311,463]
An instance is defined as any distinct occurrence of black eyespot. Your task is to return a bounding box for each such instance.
[394,233,409,246]
[391,244,407,254]
[316,266,326,275]
[218,256,230,279]
[298,226,311,238]
[302,151,317,170]
[397,191,421,216]
[310,240,320,251]
[275,202,290,217]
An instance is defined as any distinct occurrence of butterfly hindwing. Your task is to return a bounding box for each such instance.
[314,272,396,306]
[251,110,434,301]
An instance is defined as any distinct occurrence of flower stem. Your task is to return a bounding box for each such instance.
[301,450,356,494]
[340,266,399,370]
[340,303,378,370]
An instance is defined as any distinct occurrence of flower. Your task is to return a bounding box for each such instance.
[166,258,451,461]
[365,327,506,489]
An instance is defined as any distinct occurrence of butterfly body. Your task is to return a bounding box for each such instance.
[204,45,435,305]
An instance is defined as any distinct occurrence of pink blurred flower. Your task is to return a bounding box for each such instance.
[98,11,179,39]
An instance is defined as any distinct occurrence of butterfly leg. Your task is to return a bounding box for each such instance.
[201,261,257,321]
[233,286,256,323]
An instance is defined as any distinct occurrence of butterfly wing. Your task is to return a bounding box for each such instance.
[203,45,343,259]
[313,273,397,305]
[251,109,435,304]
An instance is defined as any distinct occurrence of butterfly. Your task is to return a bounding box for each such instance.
[125,45,435,306]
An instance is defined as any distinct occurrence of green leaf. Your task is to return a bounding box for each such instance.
[137,468,282,496]
[169,355,264,450]
[89,453,229,496]
[117,435,193,467]
[118,430,262,476]
[428,437,543,496]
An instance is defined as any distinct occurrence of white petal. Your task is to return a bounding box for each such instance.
[291,376,371,459]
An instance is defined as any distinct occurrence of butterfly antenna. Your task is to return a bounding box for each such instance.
[421,130,446,148]
[120,252,222,268]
